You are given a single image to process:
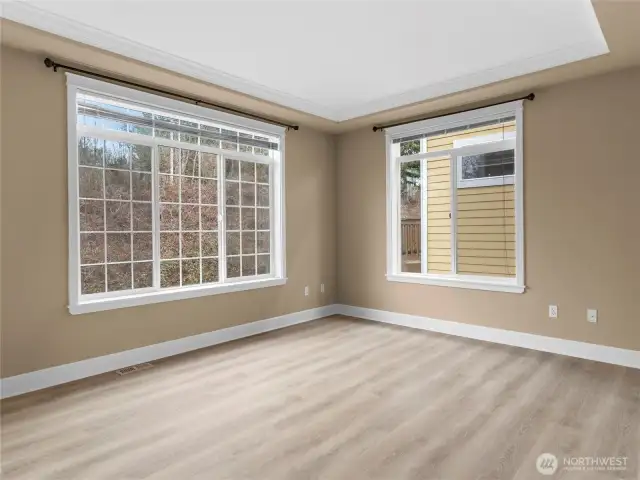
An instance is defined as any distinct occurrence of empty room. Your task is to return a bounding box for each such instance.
[1,1,639,478]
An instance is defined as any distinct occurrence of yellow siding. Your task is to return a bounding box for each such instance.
[458,192,515,203]
[424,120,516,277]
[458,200,514,211]
[428,263,451,273]
[458,225,515,234]
[457,184,515,277]
[426,156,451,273]
[458,208,515,218]
[459,240,516,250]
[457,264,515,276]
[457,185,514,196]
[458,256,516,266]
[426,122,516,276]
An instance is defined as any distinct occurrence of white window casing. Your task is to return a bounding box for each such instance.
[67,74,286,314]
[386,101,525,293]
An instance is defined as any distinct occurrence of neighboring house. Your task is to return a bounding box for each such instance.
[401,119,515,276]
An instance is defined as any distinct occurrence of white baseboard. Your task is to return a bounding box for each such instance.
[4,303,637,399]
[0,304,339,399]
[335,304,640,370]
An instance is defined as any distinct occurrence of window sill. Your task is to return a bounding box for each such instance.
[69,277,287,315]
[386,273,525,293]
[457,174,514,189]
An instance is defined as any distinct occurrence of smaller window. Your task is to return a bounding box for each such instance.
[454,130,515,189]
[458,149,515,188]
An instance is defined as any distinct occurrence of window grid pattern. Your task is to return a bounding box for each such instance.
[78,137,154,294]
[77,138,275,297]
[69,78,285,312]
[224,159,271,280]
[74,88,281,303]
[158,146,220,289]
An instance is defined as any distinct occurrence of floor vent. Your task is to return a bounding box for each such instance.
[115,363,153,376]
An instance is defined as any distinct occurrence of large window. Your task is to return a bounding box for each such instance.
[68,75,285,314]
[387,101,524,293]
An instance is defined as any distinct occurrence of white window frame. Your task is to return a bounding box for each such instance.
[386,101,525,293]
[67,74,286,314]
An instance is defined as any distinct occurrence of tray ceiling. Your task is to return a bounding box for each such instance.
[1,0,608,122]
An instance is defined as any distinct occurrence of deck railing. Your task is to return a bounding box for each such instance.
[401,219,421,255]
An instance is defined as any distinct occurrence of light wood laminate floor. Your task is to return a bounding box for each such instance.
[2,316,640,479]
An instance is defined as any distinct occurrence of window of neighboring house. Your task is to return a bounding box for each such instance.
[67,74,286,314]
[386,101,524,293]
[455,130,516,188]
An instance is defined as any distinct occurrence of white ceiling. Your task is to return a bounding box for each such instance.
[2,0,608,122]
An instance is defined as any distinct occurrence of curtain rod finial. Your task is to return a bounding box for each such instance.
[526,93,535,101]
[44,57,58,72]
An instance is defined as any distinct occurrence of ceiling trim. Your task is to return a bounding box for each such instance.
[336,0,608,121]
[0,1,340,120]
[337,38,608,121]
[2,1,609,123]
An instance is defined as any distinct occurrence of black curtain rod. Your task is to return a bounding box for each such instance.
[372,93,535,132]
[44,58,300,131]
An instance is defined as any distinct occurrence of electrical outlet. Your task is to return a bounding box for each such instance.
[304,286,309,297]
[321,283,325,293]
[587,309,597,323]
[549,305,558,319]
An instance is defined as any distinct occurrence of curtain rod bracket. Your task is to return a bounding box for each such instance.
[43,57,299,131]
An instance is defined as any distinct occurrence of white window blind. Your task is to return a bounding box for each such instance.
[77,92,280,153]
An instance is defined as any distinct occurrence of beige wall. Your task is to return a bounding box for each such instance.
[2,44,640,381]
[0,46,337,378]
[337,67,640,351]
